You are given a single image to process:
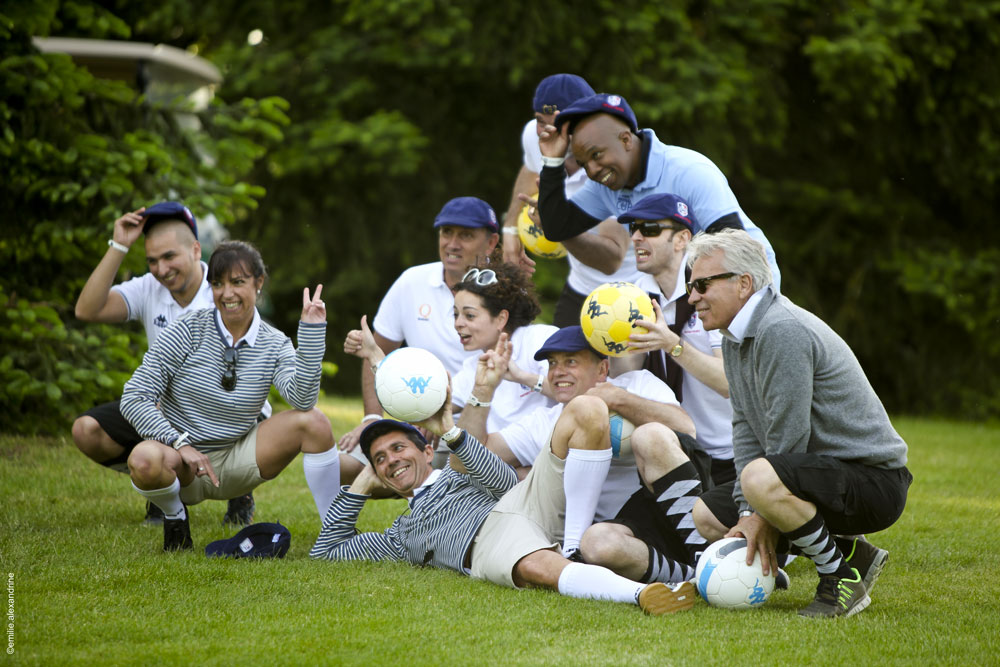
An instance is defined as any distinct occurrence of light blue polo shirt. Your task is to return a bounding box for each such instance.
[569,129,780,288]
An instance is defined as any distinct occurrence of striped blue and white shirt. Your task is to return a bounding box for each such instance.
[309,433,518,573]
[121,307,325,450]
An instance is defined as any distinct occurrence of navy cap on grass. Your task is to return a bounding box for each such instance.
[142,201,198,239]
[205,522,290,558]
[553,93,639,134]
[533,325,608,361]
[533,74,595,115]
[618,194,698,232]
[433,197,499,233]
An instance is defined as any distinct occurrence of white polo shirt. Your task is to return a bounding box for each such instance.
[498,369,678,521]
[112,261,213,348]
[649,257,734,460]
[521,120,646,296]
[372,261,477,375]
[451,323,559,432]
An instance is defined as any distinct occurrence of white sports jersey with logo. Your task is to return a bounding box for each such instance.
[111,260,213,349]
[373,261,478,376]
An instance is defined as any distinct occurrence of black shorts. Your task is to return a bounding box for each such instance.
[553,283,587,329]
[81,399,142,450]
[610,488,699,566]
[767,453,912,535]
[698,480,739,530]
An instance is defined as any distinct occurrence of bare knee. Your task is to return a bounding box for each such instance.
[295,407,335,452]
[512,549,563,590]
[740,458,780,507]
[631,423,683,473]
[580,522,631,565]
[127,441,165,484]
[72,416,103,456]
[692,498,728,542]
[559,395,609,444]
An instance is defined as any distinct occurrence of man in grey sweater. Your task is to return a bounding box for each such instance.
[685,229,912,618]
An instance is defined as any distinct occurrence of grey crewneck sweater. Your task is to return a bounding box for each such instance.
[723,289,908,513]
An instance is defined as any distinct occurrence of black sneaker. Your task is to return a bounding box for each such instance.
[222,493,255,527]
[163,513,193,552]
[143,501,165,526]
[798,568,870,618]
[837,536,889,593]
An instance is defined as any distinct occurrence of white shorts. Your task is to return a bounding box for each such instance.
[470,446,566,588]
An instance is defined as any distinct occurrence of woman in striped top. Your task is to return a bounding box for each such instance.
[122,240,358,551]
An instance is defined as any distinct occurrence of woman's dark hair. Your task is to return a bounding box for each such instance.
[453,262,541,333]
[207,240,267,284]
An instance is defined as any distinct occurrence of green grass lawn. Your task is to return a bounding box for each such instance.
[1,398,998,665]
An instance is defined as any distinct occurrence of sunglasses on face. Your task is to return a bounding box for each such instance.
[685,272,738,295]
[628,221,685,237]
[221,347,238,391]
[461,268,498,287]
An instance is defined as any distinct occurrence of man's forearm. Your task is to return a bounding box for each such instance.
[537,166,602,241]
[559,219,627,274]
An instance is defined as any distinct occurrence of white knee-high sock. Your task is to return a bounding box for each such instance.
[562,447,612,556]
[557,562,644,605]
[132,478,185,519]
[303,449,342,519]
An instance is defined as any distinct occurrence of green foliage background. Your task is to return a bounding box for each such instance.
[4,0,1000,432]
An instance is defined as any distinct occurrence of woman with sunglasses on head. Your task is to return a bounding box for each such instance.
[449,263,559,433]
[121,240,361,552]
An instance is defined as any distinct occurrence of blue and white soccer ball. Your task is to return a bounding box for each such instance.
[608,411,635,459]
[695,537,775,610]
[374,348,448,422]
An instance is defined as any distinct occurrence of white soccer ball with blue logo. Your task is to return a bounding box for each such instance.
[608,411,635,459]
[374,348,448,422]
[695,537,775,610]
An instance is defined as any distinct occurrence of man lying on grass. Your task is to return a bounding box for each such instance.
[309,385,694,616]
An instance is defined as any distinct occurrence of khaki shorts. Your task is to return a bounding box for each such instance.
[470,446,566,588]
[179,425,264,505]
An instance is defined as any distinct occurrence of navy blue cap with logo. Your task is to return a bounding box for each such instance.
[359,419,429,464]
[618,194,698,232]
[205,522,291,559]
[432,197,499,233]
[533,325,608,361]
[141,201,199,239]
[553,93,639,134]
[532,74,596,115]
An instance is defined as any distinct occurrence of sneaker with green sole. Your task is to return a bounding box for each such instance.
[798,568,870,618]
[837,536,889,593]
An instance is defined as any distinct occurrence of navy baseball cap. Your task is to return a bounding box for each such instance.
[534,325,608,361]
[533,74,596,115]
[205,522,291,559]
[433,197,499,233]
[142,201,198,239]
[618,194,698,232]
[553,93,638,134]
[359,419,429,464]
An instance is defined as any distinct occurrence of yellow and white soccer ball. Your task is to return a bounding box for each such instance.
[579,281,655,357]
[517,195,567,259]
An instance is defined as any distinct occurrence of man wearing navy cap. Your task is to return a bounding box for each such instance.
[613,194,736,485]
[72,203,259,525]
[337,197,499,457]
[311,405,696,616]
[534,92,781,288]
[502,74,644,326]
[451,325,697,576]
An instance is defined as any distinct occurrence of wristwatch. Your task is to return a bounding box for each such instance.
[739,510,753,518]
[669,342,684,358]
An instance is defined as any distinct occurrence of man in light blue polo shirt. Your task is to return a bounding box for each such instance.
[535,92,780,288]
